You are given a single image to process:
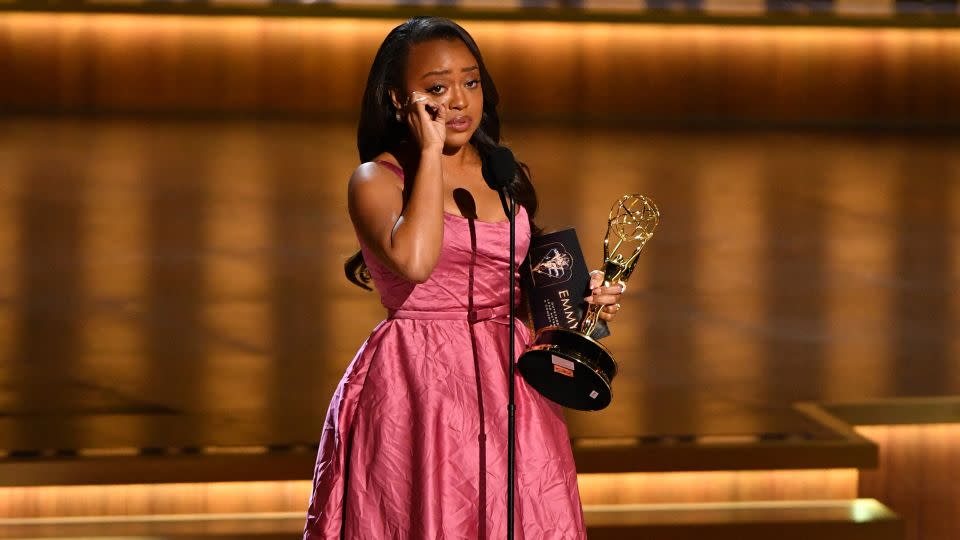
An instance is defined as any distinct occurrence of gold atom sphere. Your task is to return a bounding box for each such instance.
[609,194,660,241]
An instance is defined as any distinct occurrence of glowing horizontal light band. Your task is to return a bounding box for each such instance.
[0,467,860,520]
[0,499,894,525]
[0,511,302,526]
[584,498,886,513]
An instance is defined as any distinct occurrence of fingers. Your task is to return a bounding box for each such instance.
[398,93,425,124]
[585,283,623,326]
[598,304,620,321]
[424,102,448,123]
[401,92,447,150]
[421,102,447,123]
[589,270,603,290]
[405,92,445,122]
[413,95,434,121]
[587,270,627,324]
[406,94,430,123]
[433,102,448,121]
[589,270,627,294]
[585,284,623,306]
[405,92,429,108]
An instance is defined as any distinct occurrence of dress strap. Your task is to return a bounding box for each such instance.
[388,305,512,325]
[374,160,404,180]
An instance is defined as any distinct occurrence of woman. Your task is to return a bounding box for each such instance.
[303,16,624,539]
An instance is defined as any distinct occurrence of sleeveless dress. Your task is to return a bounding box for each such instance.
[303,162,586,539]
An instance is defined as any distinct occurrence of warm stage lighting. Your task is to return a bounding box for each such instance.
[2,12,959,121]
[0,468,860,519]
[577,468,860,505]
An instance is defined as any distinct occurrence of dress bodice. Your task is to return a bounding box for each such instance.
[359,205,530,313]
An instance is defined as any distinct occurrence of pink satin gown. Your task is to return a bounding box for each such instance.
[303,165,586,539]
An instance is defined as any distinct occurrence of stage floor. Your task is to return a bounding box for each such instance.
[0,116,958,455]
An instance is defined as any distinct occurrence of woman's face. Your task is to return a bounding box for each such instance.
[400,38,484,149]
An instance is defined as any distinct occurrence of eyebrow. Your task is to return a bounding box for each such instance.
[420,66,479,80]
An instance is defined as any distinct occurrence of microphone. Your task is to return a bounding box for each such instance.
[483,144,520,540]
[482,146,517,193]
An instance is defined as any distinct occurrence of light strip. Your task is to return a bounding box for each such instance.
[0,511,302,526]
[0,499,890,525]
[77,448,141,458]
[583,498,882,512]
[3,0,956,19]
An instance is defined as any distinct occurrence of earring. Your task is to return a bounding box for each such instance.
[395,111,402,122]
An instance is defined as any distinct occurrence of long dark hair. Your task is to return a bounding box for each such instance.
[345,16,540,290]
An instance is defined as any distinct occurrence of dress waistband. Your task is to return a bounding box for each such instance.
[388,304,513,324]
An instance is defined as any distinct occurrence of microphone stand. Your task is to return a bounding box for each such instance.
[497,189,517,540]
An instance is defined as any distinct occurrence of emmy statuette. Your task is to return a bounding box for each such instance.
[517,194,660,411]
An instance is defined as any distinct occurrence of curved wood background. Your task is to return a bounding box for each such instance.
[1,13,959,123]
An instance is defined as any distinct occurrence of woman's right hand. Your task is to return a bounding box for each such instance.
[403,91,447,153]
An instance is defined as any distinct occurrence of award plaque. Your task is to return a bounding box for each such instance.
[519,228,609,342]
[518,195,660,411]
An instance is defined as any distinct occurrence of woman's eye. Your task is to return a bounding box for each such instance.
[466,79,481,89]
[427,85,445,95]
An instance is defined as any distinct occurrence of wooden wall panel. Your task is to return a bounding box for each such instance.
[1,13,960,122]
[857,424,960,540]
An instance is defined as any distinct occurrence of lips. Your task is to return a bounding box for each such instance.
[446,116,473,132]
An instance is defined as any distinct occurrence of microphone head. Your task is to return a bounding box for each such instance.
[482,146,517,191]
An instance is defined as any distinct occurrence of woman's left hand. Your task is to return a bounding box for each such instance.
[586,270,624,322]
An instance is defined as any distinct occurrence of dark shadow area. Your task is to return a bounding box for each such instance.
[454,187,480,220]
[12,145,84,417]
[761,143,827,415]
[640,155,701,435]
[893,148,953,395]
[143,125,209,441]
[267,127,337,439]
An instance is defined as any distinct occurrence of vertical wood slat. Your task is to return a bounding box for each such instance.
[857,424,960,540]
[1,13,960,123]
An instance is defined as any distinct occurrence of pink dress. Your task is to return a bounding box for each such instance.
[303,169,586,539]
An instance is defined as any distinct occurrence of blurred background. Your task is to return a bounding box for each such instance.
[0,1,958,539]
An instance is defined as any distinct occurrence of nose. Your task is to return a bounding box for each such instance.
[448,85,467,111]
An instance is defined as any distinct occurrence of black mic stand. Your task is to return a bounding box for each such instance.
[496,189,517,540]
